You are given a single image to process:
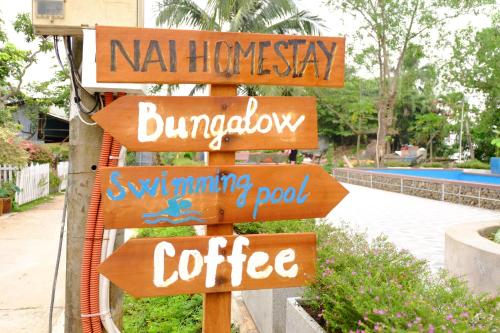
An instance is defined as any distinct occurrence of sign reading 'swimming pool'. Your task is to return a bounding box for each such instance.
[92,96,317,152]
[99,165,348,229]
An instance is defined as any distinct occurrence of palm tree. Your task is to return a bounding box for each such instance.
[156,0,324,35]
[156,0,324,96]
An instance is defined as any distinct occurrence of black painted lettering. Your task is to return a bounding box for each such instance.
[257,41,271,75]
[234,41,256,75]
[110,40,140,72]
[214,41,232,74]
[169,40,177,72]
[189,40,197,72]
[317,41,337,80]
[141,40,167,72]
[299,42,319,78]
[288,39,306,77]
[203,41,208,72]
[273,41,291,77]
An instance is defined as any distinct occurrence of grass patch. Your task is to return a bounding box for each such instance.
[173,157,204,166]
[13,193,60,212]
[235,218,316,235]
[455,159,490,170]
[124,225,201,333]
[420,162,445,168]
[384,160,412,167]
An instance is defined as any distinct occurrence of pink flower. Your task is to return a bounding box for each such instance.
[460,312,469,318]
[396,312,403,318]
[446,314,453,321]
[352,271,357,276]
[428,324,435,333]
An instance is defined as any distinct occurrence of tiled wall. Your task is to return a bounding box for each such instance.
[333,169,500,210]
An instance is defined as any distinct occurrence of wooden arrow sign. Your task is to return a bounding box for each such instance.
[96,26,345,87]
[91,96,318,152]
[99,233,316,297]
[100,165,348,229]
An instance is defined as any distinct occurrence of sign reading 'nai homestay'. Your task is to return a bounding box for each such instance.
[96,26,345,87]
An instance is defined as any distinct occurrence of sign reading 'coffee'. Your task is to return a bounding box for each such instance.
[99,233,316,297]
[96,26,345,87]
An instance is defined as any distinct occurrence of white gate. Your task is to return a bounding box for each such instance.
[15,163,50,205]
[57,161,69,191]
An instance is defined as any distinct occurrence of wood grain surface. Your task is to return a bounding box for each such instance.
[98,233,316,297]
[91,96,318,152]
[96,26,345,87]
[99,165,349,229]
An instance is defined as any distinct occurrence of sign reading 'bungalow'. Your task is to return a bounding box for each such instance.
[91,96,318,152]
[96,26,345,87]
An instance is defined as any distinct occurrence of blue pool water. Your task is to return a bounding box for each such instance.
[370,169,500,186]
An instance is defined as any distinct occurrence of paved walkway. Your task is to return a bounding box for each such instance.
[327,183,500,270]
[0,195,66,333]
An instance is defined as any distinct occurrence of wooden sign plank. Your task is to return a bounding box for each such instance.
[96,26,345,87]
[100,165,348,229]
[91,96,318,152]
[98,233,316,297]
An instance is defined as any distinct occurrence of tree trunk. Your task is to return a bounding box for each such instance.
[465,117,475,160]
[356,133,361,166]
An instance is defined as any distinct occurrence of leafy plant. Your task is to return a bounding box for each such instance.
[494,229,500,244]
[235,219,315,235]
[303,223,500,332]
[455,160,490,170]
[21,141,54,164]
[0,181,20,198]
[49,171,61,193]
[124,226,202,332]
[420,162,445,168]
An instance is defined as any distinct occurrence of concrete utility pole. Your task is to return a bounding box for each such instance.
[65,38,122,333]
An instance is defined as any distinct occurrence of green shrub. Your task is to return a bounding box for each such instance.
[21,142,54,164]
[303,223,500,333]
[49,170,61,194]
[46,143,69,161]
[323,144,334,172]
[384,160,411,167]
[135,226,196,238]
[235,219,316,235]
[455,159,490,170]
[420,162,444,168]
[494,229,500,244]
[124,294,202,333]
[124,225,202,333]
[0,126,29,166]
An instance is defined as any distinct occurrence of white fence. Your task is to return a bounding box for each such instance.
[15,163,50,205]
[1,161,69,205]
[57,161,69,191]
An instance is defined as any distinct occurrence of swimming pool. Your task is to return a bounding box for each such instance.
[369,169,500,186]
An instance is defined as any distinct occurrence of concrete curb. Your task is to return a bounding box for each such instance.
[445,220,500,295]
[285,297,324,333]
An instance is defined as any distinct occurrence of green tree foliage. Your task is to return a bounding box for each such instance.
[410,112,448,161]
[312,74,378,159]
[156,0,323,34]
[0,13,70,164]
[325,0,495,166]
[448,12,500,160]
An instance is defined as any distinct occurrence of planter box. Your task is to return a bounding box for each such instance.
[242,287,303,333]
[1,198,12,214]
[445,221,500,296]
[286,297,325,333]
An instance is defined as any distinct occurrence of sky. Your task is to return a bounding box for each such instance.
[0,0,494,97]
